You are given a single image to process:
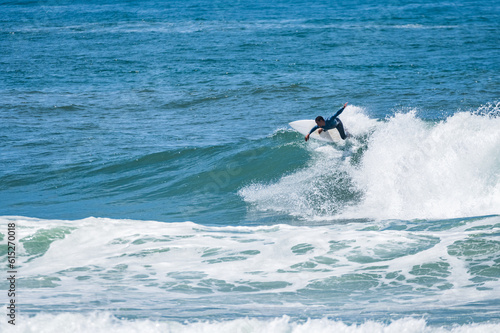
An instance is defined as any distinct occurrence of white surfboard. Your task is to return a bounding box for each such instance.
[289,120,342,142]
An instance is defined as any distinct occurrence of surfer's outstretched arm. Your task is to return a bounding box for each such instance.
[305,125,319,141]
[308,125,319,135]
[331,102,348,119]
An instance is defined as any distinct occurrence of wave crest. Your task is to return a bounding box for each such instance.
[241,107,500,220]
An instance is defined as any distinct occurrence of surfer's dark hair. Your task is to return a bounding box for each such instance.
[315,116,325,123]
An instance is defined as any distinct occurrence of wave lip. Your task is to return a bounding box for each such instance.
[347,110,500,220]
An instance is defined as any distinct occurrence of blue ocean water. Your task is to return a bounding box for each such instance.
[1,0,499,332]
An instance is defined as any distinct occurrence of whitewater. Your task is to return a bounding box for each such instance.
[240,105,500,221]
[1,213,500,332]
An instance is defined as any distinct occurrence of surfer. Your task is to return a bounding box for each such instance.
[305,102,348,141]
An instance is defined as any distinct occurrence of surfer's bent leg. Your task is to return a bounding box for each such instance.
[336,120,347,140]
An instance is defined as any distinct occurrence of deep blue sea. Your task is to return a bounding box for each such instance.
[1,1,500,332]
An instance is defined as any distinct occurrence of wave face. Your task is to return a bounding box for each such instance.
[2,105,499,224]
[240,105,500,221]
[2,215,499,325]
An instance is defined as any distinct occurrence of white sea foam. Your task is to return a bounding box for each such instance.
[241,106,500,220]
[1,215,499,320]
[2,313,499,333]
[347,110,500,219]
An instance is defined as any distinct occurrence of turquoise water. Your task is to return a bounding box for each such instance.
[1,1,500,331]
